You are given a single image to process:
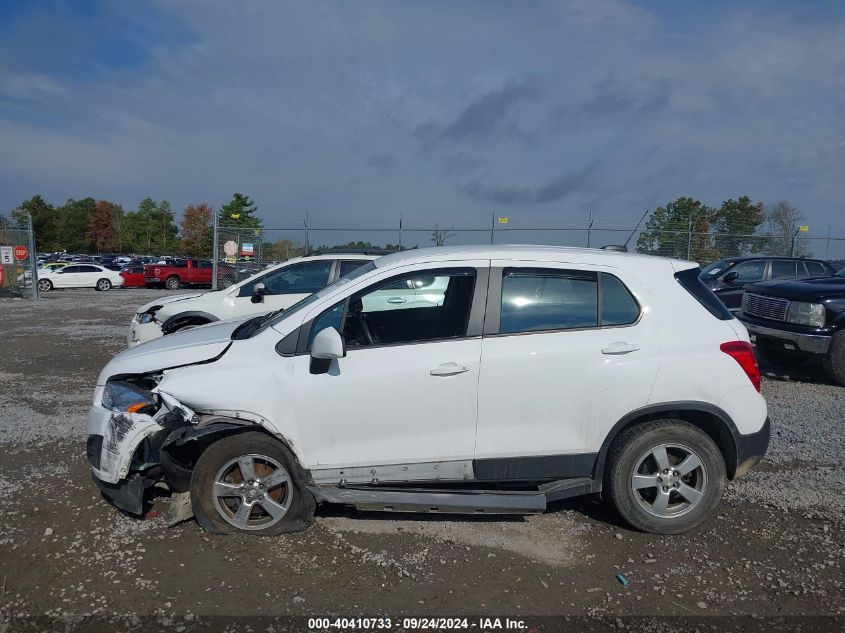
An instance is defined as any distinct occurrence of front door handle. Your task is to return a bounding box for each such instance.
[387,297,407,304]
[430,362,470,376]
[602,341,640,355]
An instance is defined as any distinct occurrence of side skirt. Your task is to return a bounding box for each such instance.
[308,477,599,515]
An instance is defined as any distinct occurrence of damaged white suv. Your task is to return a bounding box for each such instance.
[88,245,769,535]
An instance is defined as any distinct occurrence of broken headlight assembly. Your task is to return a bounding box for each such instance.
[103,380,158,414]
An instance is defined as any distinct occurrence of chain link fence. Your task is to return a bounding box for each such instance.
[215,221,845,273]
[0,224,37,298]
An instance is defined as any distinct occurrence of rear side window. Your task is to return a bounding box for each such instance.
[674,267,732,320]
[601,273,640,326]
[805,261,826,276]
[500,269,598,333]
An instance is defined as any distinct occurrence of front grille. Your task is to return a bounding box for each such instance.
[744,293,789,322]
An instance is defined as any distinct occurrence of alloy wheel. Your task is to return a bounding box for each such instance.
[630,443,707,518]
[212,454,293,531]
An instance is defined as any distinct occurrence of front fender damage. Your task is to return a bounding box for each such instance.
[92,389,261,523]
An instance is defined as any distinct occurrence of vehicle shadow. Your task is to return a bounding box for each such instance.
[756,356,837,386]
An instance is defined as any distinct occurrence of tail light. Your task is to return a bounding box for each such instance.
[720,341,761,392]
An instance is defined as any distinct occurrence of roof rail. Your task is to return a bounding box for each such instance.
[304,248,397,256]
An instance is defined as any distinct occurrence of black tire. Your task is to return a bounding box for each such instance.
[95,278,112,291]
[190,431,315,535]
[166,276,181,290]
[822,331,845,387]
[755,338,806,368]
[36,279,52,292]
[604,420,726,535]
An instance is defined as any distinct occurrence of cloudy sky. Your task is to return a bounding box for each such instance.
[1,0,844,241]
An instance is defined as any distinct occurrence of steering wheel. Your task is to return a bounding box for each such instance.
[358,313,377,345]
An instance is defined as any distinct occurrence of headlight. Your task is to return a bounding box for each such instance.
[785,301,825,327]
[102,381,156,413]
[135,313,154,324]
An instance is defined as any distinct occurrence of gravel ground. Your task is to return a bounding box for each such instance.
[0,289,843,631]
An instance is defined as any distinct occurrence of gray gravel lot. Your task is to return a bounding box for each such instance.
[0,289,843,629]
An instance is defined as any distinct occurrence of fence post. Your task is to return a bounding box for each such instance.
[211,210,219,291]
[28,213,38,299]
[826,224,831,260]
[398,213,403,251]
[586,210,593,247]
[490,213,495,245]
[303,216,310,253]
[686,216,693,260]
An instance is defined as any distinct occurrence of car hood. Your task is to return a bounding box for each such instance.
[136,292,206,314]
[97,316,250,385]
[746,276,845,301]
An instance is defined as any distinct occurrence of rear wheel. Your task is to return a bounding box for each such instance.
[604,420,726,534]
[165,276,181,290]
[190,432,314,535]
[36,279,52,292]
[822,331,845,387]
[755,338,806,368]
[95,278,112,291]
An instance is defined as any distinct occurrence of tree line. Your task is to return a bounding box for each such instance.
[636,196,811,260]
[2,191,812,263]
[0,193,262,258]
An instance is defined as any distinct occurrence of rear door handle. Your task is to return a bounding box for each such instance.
[601,341,640,355]
[430,362,470,376]
[387,297,407,304]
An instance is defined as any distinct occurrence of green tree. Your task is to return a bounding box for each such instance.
[636,197,716,262]
[219,193,262,229]
[10,195,60,251]
[56,198,96,252]
[711,196,765,257]
[123,198,178,254]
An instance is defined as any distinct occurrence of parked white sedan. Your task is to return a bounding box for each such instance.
[36,264,124,292]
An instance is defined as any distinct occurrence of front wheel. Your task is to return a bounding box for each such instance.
[822,331,845,387]
[96,278,112,291]
[190,432,314,535]
[37,279,53,292]
[604,420,726,534]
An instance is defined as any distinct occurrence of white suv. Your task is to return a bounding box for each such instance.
[127,253,378,346]
[88,245,769,535]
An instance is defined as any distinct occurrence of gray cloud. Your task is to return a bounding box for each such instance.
[464,161,602,205]
[366,153,396,170]
[416,79,541,147]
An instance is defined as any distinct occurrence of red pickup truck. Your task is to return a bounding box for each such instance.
[144,259,236,290]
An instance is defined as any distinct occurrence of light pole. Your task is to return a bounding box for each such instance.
[791,225,809,257]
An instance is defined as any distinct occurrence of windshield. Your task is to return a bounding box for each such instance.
[699,260,729,279]
[239,260,377,338]
[837,267,845,278]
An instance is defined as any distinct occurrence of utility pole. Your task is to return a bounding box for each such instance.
[303,211,310,254]
[211,208,219,290]
[398,213,403,252]
[490,213,495,245]
[587,210,594,248]
[28,212,38,299]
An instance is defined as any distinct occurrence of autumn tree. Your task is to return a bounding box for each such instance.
[180,203,214,258]
[85,200,121,252]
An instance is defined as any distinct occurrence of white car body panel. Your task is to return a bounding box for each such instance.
[40,264,124,289]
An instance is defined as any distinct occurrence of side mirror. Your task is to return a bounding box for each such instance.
[251,282,267,304]
[311,327,345,360]
[722,271,740,284]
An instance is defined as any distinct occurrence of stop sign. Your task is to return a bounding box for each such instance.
[13,245,28,261]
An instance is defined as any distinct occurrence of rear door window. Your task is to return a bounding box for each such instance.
[771,260,798,279]
[500,269,598,334]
